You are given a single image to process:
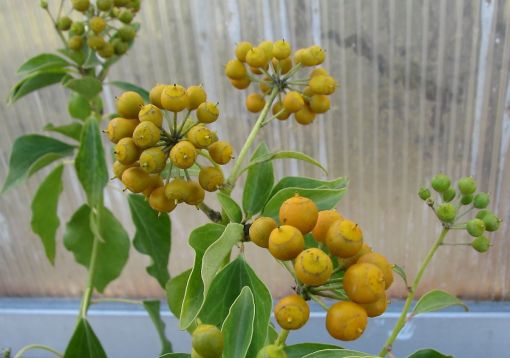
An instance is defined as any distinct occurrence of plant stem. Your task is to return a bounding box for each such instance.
[92,298,142,305]
[224,87,279,193]
[275,329,289,347]
[13,344,63,358]
[309,294,329,311]
[197,202,223,223]
[379,227,449,357]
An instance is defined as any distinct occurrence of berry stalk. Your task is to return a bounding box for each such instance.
[378,227,449,357]
[12,344,63,358]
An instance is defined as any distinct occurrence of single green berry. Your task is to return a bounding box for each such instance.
[118,9,134,23]
[118,25,136,41]
[483,213,501,232]
[70,21,85,35]
[57,16,72,31]
[473,192,490,209]
[97,0,113,11]
[436,203,456,223]
[256,344,287,358]
[460,194,473,205]
[40,0,49,9]
[471,236,490,253]
[476,209,491,220]
[457,176,477,195]
[418,187,431,201]
[442,187,456,202]
[112,38,129,55]
[431,173,451,193]
[466,219,485,237]
[191,324,224,358]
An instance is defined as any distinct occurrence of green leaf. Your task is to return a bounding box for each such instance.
[157,354,190,358]
[262,187,347,219]
[75,117,108,207]
[285,343,342,358]
[242,142,274,219]
[109,80,150,102]
[179,224,226,330]
[30,164,64,265]
[68,92,92,120]
[393,264,409,287]
[63,205,129,292]
[166,269,191,318]
[82,51,101,69]
[128,195,171,288]
[302,349,377,358]
[407,349,453,358]
[65,77,102,99]
[8,70,68,103]
[201,223,243,296]
[44,122,83,141]
[412,289,468,317]
[58,48,86,66]
[63,319,107,358]
[217,192,243,223]
[2,134,74,193]
[221,287,255,358]
[17,53,70,75]
[242,150,327,175]
[265,323,278,345]
[270,176,348,198]
[143,300,173,355]
[199,256,272,357]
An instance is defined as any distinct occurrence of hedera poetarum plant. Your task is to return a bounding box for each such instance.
[2,2,505,358]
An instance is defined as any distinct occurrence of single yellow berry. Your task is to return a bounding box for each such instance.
[311,209,343,243]
[87,35,106,51]
[229,77,251,90]
[105,117,139,143]
[283,91,305,113]
[149,186,177,213]
[258,40,273,59]
[196,102,220,123]
[357,252,394,289]
[274,294,310,330]
[225,59,247,79]
[249,217,277,248]
[89,16,106,33]
[114,137,140,165]
[326,301,368,341]
[245,93,266,113]
[116,91,144,119]
[268,225,304,261]
[272,102,291,120]
[186,85,207,110]
[185,181,205,205]
[309,75,336,95]
[165,178,192,204]
[272,57,292,74]
[187,125,215,149]
[246,47,268,68]
[272,39,292,60]
[142,174,164,197]
[235,41,253,62]
[326,219,363,258]
[343,262,385,304]
[139,147,167,173]
[121,166,151,193]
[149,84,166,109]
[208,141,233,165]
[112,160,138,179]
[294,106,316,125]
[138,104,163,128]
[279,195,319,234]
[161,84,189,112]
[294,248,333,286]
[310,67,329,78]
[132,121,161,148]
[359,292,388,318]
[170,141,197,169]
[198,167,224,192]
[309,95,330,113]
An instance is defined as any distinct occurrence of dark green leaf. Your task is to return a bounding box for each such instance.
[65,77,102,99]
[2,135,74,193]
[407,349,453,358]
[63,205,129,292]
[44,122,83,141]
[166,269,191,318]
[270,176,348,198]
[143,300,173,355]
[221,287,255,358]
[262,187,347,219]
[285,343,342,358]
[75,117,108,207]
[17,53,70,75]
[128,195,171,288]
[179,224,226,330]
[302,349,377,358]
[8,70,68,103]
[242,151,327,175]
[412,289,468,317]
[68,92,92,120]
[63,319,107,358]
[242,142,274,219]
[393,264,409,287]
[109,80,150,102]
[217,192,243,223]
[30,165,64,265]
[199,256,272,357]
[201,223,243,295]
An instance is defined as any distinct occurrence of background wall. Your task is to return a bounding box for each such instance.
[0,0,509,300]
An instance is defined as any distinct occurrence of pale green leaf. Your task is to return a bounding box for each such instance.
[44,122,83,141]
[412,289,468,317]
[143,300,173,355]
[217,192,243,223]
[109,81,150,102]
[285,343,342,358]
[166,269,191,318]
[242,150,327,175]
[65,77,102,99]
[393,264,409,287]
[407,348,453,358]
[8,70,68,103]
[17,53,70,75]
[270,176,348,198]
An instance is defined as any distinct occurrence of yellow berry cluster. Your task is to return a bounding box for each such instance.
[249,195,393,341]
[55,0,140,58]
[106,84,233,213]
[225,40,337,125]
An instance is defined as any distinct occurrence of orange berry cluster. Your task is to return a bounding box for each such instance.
[107,85,234,213]
[224,40,337,125]
[248,195,393,341]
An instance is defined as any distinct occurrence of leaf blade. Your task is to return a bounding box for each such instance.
[143,300,173,355]
[63,319,107,358]
[44,122,83,141]
[65,77,102,99]
[109,80,150,102]
[9,70,68,103]
[270,176,348,198]
[412,289,468,316]
[166,269,192,318]
[217,192,243,223]
[243,150,327,175]
[17,53,70,75]
[407,348,453,358]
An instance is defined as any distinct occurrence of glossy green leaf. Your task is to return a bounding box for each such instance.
[242,142,274,219]
[63,205,130,292]
[30,164,64,265]
[44,122,83,141]
[270,176,349,198]
[166,269,191,318]
[407,348,453,358]
[302,349,377,358]
[393,264,409,287]
[8,70,68,103]
[262,187,347,219]
[242,150,327,175]
[143,300,173,355]
[179,224,226,330]
[65,77,102,99]
[128,194,171,288]
[285,343,342,358]
[1,134,74,194]
[63,319,107,358]
[68,92,92,120]
[109,81,150,102]
[199,256,272,357]
[75,117,108,207]
[17,53,70,75]
[221,287,255,358]
[412,289,468,317]
[201,223,243,295]
[217,192,243,223]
